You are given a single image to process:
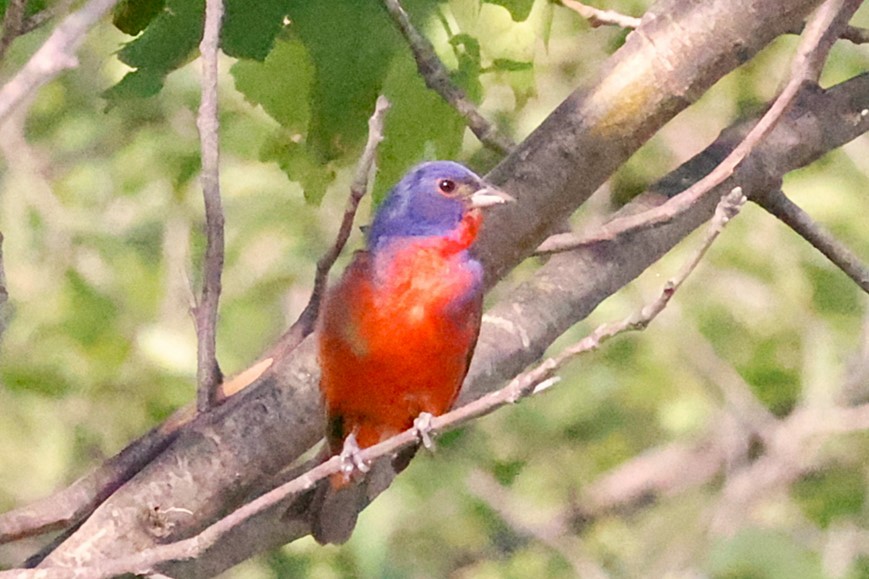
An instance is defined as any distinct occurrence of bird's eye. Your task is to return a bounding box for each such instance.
[438,179,457,195]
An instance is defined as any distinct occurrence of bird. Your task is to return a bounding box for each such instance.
[310,160,512,544]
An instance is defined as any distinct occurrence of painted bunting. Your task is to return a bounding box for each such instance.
[311,161,511,543]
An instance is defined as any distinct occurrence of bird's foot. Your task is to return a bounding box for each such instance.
[413,412,437,451]
[339,432,370,482]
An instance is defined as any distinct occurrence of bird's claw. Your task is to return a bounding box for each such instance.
[339,432,370,481]
[413,412,436,451]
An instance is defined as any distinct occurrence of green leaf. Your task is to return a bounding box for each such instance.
[260,131,334,204]
[486,58,533,72]
[102,69,166,105]
[221,0,291,60]
[231,37,313,130]
[287,0,400,160]
[113,0,166,36]
[117,0,202,70]
[485,0,534,21]
[105,0,202,106]
[375,51,466,202]
[450,33,483,103]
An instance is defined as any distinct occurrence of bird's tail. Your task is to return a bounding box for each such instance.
[308,444,419,545]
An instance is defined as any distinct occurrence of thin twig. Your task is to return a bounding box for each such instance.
[839,24,869,44]
[6,189,748,579]
[790,22,869,45]
[0,97,391,547]
[753,189,869,294]
[380,0,515,155]
[0,0,118,124]
[194,0,225,412]
[560,0,641,29]
[501,188,747,403]
[533,0,862,254]
[267,96,391,360]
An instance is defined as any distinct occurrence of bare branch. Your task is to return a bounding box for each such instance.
[380,0,515,155]
[560,0,641,29]
[266,97,391,362]
[193,0,226,412]
[791,0,862,84]
[753,189,869,293]
[0,407,192,545]
[11,187,747,578]
[534,0,862,257]
[489,188,747,405]
[0,0,119,124]
[839,24,869,44]
[22,2,835,571]
[790,21,869,45]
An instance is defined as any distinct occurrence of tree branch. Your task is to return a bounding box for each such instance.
[3,187,748,578]
[19,1,837,573]
[533,0,862,256]
[380,0,515,155]
[0,0,119,124]
[193,0,226,412]
[264,96,391,362]
[559,0,642,29]
[0,96,391,548]
[753,189,869,293]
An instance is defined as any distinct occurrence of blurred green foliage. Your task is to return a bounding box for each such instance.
[1,0,868,577]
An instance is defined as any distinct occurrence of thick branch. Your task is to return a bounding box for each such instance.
[1,187,751,576]
[266,96,390,361]
[22,0,837,573]
[157,74,869,578]
[540,0,862,255]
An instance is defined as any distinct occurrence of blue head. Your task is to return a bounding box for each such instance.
[367,161,511,250]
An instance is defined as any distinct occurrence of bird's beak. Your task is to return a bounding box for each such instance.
[468,186,515,209]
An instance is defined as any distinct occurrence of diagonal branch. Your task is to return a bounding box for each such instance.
[18,2,835,572]
[193,0,226,412]
[534,0,863,256]
[753,189,869,293]
[380,0,515,155]
[11,188,747,579]
[266,96,391,361]
[559,0,641,29]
